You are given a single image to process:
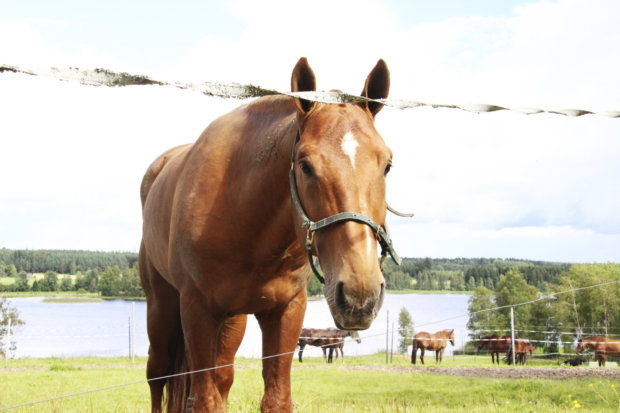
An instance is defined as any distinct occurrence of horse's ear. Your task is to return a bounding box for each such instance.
[360,59,390,118]
[291,57,317,115]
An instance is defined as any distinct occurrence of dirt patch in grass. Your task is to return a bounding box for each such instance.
[295,364,620,380]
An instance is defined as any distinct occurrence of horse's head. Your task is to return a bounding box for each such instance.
[448,329,455,346]
[290,58,391,330]
[576,338,585,353]
[349,330,362,344]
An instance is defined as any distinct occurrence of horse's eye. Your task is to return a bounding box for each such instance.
[300,161,313,177]
[384,162,392,176]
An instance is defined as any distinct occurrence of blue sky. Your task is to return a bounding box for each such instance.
[1,0,619,262]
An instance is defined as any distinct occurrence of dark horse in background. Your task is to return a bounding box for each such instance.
[478,334,511,365]
[411,329,455,365]
[139,58,394,412]
[298,327,361,363]
[577,336,620,367]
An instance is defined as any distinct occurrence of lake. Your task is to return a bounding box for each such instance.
[5,293,471,359]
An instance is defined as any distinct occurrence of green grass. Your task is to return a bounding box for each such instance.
[0,277,15,286]
[1,355,618,412]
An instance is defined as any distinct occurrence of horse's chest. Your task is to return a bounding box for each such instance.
[204,265,309,315]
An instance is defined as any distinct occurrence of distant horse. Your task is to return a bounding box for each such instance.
[577,336,620,367]
[326,330,362,363]
[506,339,534,365]
[411,329,455,365]
[139,58,395,412]
[478,334,511,365]
[298,327,361,363]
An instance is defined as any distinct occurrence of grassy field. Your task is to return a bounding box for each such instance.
[1,354,618,412]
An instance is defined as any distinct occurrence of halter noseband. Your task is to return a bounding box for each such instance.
[289,129,404,284]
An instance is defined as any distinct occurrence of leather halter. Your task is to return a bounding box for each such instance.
[289,129,403,284]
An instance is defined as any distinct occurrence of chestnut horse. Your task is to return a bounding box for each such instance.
[478,334,511,365]
[506,339,534,365]
[139,58,395,412]
[576,336,620,367]
[411,329,455,365]
[297,327,361,363]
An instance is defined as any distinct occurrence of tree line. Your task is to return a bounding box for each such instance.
[0,248,138,275]
[0,264,145,298]
[381,257,570,292]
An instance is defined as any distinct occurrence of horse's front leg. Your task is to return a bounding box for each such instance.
[180,290,225,413]
[419,347,425,365]
[256,288,307,413]
[215,314,247,405]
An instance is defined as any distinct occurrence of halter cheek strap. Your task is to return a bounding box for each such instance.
[289,130,405,284]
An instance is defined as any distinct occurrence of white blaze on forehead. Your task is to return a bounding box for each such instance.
[341,131,359,167]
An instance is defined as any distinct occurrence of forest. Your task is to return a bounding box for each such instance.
[0,248,609,299]
[379,256,570,292]
[0,248,137,274]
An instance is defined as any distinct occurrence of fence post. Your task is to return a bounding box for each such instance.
[390,322,394,363]
[510,306,516,366]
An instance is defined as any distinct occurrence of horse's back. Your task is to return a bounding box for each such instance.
[140,96,297,290]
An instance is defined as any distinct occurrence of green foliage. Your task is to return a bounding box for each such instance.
[99,266,122,296]
[550,263,620,336]
[381,257,568,292]
[383,269,410,290]
[41,271,59,292]
[1,297,24,358]
[467,285,503,333]
[15,272,29,292]
[4,264,17,277]
[467,269,551,347]
[306,271,323,296]
[397,307,414,353]
[0,248,138,274]
[467,264,620,351]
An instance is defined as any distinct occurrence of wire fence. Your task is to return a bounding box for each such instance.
[2,280,619,411]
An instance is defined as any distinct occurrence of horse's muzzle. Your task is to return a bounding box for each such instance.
[327,280,385,330]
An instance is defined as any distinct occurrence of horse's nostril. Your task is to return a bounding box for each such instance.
[336,281,346,309]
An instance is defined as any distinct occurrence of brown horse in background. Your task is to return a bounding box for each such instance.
[577,336,620,367]
[478,334,511,365]
[411,329,455,365]
[139,57,393,412]
[507,339,534,365]
[298,327,361,363]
